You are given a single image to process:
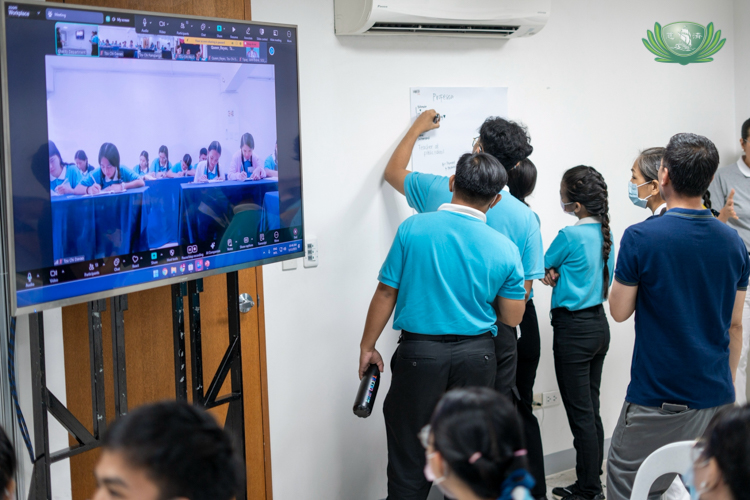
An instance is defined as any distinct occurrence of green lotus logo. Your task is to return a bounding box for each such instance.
[643,22,726,65]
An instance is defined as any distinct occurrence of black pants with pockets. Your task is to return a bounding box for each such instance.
[551,305,610,499]
[384,332,496,500]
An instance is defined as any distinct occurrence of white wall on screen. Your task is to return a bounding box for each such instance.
[45,57,277,170]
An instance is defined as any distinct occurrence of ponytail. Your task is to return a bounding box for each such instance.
[702,190,712,210]
[562,166,611,299]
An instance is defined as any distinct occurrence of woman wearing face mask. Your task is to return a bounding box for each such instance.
[684,404,750,500]
[0,426,16,500]
[629,147,667,216]
[421,387,535,500]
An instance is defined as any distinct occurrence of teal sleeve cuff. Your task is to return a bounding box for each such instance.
[377,276,400,290]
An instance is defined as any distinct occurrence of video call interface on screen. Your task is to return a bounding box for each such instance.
[4,3,303,312]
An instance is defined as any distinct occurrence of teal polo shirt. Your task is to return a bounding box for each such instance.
[379,206,526,336]
[404,172,544,281]
[81,166,139,190]
[544,217,615,311]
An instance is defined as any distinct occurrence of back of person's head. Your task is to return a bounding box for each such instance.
[697,404,750,500]
[478,117,533,171]
[663,133,719,198]
[100,401,242,500]
[636,147,665,182]
[429,388,530,499]
[562,166,611,298]
[742,118,750,142]
[453,152,507,206]
[507,158,537,205]
[0,426,16,494]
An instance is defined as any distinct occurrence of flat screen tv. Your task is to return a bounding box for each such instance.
[0,1,304,314]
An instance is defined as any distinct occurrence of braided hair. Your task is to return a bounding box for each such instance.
[562,166,612,299]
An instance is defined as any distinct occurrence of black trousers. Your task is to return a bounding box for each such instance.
[551,305,610,498]
[515,299,547,498]
[494,321,519,402]
[384,333,497,500]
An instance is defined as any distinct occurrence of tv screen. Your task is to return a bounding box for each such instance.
[1,2,304,314]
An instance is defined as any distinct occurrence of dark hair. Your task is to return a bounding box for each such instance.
[453,152,507,205]
[199,147,208,156]
[663,133,720,198]
[48,141,63,163]
[208,141,222,177]
[182,154,192,168]
[700,404,750,500]
[240,133,255,150]
[635,147,665,182]
[562,166,611,299]
[102,401,242,500]
[158,145,169,160]
[74,150,88,162]
[742,118,750,142]
[507,158,537,205]
[430,388,527,499]
[98,143,121,180]
[0,426,16,493]
[140,150,149,162]
[478,117,533,172]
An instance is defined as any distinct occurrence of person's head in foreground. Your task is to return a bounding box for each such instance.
[449,152,507,212]
[421,387,535,500]
[659,133,719,202]
[474,117,533,172]
[93,401,242,500]
[0,426,16,500]
[685,404,750,500]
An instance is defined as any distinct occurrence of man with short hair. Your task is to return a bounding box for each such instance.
[607,133,749,500]
[709,117,750,404]
[93,401,242,500]
[361,113,527,499]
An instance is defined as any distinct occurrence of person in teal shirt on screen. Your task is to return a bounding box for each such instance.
[193,141,224,183]
[168,154,195,178]
[541,165,613,500]
[149,145,172,178]
[81,143,144,194]
[359,148,526,500]
[132,150,156,179]
[264,141,278,174]
[383,109,542,413]
[49,141,86,196]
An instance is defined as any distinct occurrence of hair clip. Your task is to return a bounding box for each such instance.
[468,452,482,464]
[513,449,528,457]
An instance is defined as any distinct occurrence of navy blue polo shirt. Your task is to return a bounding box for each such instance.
[615,208,750,409]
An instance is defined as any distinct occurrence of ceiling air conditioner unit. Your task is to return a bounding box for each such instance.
[334,0,550,39]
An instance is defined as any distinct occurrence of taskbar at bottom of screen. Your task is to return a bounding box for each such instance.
[16,240,303,309]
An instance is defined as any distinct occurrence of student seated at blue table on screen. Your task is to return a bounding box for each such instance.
[263,141,279,179]
[193,141,224,183]
[198,147,208,162]
[49,141,86,196]
[82,143,145,194]
[74,150,95,175]
[132,150,156,180]
[149,145,172,179]
[228,133,263,181]
[167,153,195,178]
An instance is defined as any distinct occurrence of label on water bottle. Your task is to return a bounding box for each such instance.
[365,376,377,403]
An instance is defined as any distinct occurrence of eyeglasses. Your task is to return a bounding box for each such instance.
[472,137,482,152]
[418,425,432,449]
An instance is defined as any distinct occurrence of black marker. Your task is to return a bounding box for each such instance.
[433,113,441,124]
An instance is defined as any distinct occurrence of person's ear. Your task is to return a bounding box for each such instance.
[488,193,502,209]
[448,175,456,193]
[650,179,660,195]
[573,202,582,214]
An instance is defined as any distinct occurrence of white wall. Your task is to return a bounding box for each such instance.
[251,1,738,499]
[735,0,750,149]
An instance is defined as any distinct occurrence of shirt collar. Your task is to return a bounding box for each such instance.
[437,203,487,223]
[575,216,600,226]
[50,165,66,181]
[502,185,509,192]
[737,157,750,178]
[653,202,668,216]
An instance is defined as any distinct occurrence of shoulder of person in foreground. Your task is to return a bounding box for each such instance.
[403,171,450,212]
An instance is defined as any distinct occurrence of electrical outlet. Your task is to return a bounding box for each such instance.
[303,236,318,268]
[282,258,298,271]
[543,390,561,407]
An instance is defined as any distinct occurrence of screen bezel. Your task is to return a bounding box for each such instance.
[0,0,305,315]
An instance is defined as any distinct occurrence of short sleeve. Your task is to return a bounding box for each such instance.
[264,155,277,170]
[121,166,138,182]
[170,163,182,173]
[522,215,545,280]
[544,231,570,270]
[67,167,82,188]
[378,226,406,289]
[614,227,639,286]
[738,245,750,291]
[403,172,447,213]
[498,248,526,300]
[80,169,97,187]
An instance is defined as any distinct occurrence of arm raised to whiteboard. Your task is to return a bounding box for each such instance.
[384,109,441,195]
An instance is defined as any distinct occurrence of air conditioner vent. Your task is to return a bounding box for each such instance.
[369,23,520,35]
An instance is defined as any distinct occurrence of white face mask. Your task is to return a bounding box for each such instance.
[683,463,708,500]
[560,199,576,216]
[423,452,457,499]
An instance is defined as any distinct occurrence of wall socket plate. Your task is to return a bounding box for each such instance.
[533,390,561,408]
[282,258,298,271]
[303,236,318,268]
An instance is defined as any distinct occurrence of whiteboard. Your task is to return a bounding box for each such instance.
[409,87,508,176]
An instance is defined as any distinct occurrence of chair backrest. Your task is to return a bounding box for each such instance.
[630,440,694,500]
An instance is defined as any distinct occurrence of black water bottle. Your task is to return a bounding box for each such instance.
[353,364,380,418]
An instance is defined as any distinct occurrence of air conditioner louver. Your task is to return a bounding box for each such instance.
[369,23,519,35]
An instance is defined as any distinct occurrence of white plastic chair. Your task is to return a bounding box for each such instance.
[630,440,694,500]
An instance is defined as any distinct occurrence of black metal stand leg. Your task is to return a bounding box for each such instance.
[111,295,128,417]
[225,271,247,500]
[88,299,107,438]
[188,279,205,405]
[29,312,51,500]
[172,283,188,401]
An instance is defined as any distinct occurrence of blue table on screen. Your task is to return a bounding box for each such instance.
[260,191,280,232]
[51,187,151,262]
[178,179,278,245]
[144,177,192,248]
